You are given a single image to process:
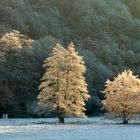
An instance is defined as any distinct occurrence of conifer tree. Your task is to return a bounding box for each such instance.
[0,29,39,115]
[103,70,140,124]
[38,43,90,123]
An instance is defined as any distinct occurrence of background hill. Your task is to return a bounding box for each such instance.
[0,0,140,116]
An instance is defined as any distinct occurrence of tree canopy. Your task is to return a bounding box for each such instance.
[38,43,90,123]
[103,70,140,124]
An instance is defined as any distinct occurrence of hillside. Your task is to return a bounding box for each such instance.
[0,0,140,116]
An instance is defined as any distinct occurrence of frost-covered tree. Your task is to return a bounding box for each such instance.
[0,29,40,115]
[38,43,90,123]
[103,70,140,124]
[38,44,67,122]
[63,43,90,118]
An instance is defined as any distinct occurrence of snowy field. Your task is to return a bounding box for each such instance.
[0,117,140,140]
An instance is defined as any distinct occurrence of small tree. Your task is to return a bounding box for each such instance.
[103,70,140,124]
[38,43,90,123]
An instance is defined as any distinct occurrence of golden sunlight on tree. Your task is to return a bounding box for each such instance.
[38,43,90,123]
[0,30,33,49]
[102,70,140,124]
[0,29,38,114]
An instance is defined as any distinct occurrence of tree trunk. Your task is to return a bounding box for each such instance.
[58,116,64,123]
[57,108,65,123]
[123,116,128,124]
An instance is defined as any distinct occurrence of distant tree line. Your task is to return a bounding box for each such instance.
[0,0,140,117]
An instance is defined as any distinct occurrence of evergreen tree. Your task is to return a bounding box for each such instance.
[0,30,39,116]
[38,43,90,123]
[103,70,140,124]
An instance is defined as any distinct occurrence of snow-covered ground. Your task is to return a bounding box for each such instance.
[0,117,140,140]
